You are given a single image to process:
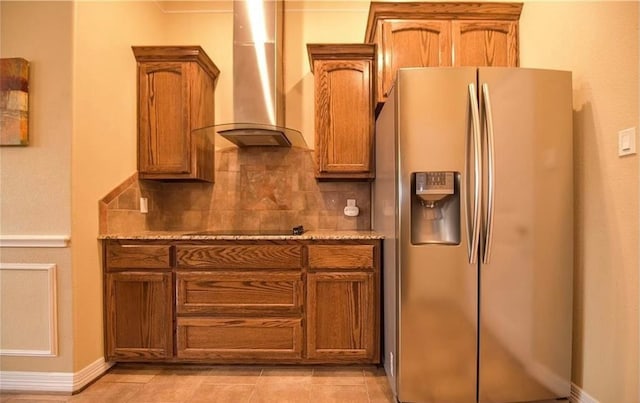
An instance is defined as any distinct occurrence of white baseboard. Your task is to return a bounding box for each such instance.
[0,357,113,393]
[571,382,600,403]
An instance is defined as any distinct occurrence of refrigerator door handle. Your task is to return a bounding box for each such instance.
[481,83,496,264]
[467,83,482,264]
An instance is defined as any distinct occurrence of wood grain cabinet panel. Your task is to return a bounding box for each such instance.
[365,2,522,104]
[307,272,377,362]
[176,271,303,315]
[106,243,171,270]
[176,245,303,269]
[133,46,219,182]
[452,20,518,67]
[307,44,376,180]
[380,20,451,99]
[105,271,173,361]
[308,244,374,270]
[176,317,303,361]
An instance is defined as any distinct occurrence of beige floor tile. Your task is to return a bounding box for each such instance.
[309,385,370,403]
[127,371,206,403]
[363,366,387,379]
[100,366,163,383]
[127,382,199,403]
[363,367,395,403]
[187,384,255,403]
[258,367,313,384]
[147,368,210,386]
[364,377,395,403]
[0,395,70,403]
[202,366,263,385]
[249,383,311,403]
[68,382,143,402]
[1,400,68,403]
[311,367,365,385]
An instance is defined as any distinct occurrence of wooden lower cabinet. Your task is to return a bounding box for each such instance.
[105,271,173,361]
[307,272,377,362]
[104,239,380,364]
[176,317,303,361]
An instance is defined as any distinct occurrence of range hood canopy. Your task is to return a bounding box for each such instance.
[214,0,307,149]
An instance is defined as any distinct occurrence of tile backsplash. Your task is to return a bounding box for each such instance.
[100,147,371,234]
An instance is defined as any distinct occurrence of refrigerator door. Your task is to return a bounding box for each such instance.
[477,68,573,403]
[395,67,479,403]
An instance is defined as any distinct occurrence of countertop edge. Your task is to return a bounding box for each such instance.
[98,231,384,241]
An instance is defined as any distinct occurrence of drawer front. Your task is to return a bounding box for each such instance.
[176,317,303,360]
[308,245,374,270]
[176,245,302,269]
[176,271,303,315]
[106,243,171,270]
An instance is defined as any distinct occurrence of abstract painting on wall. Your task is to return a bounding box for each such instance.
[1,58,30,146]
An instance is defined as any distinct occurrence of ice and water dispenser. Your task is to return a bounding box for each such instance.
[411,171,461,245]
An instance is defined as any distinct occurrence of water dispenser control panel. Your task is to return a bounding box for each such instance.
[415,172,455,204]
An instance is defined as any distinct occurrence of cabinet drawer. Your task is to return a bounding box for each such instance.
[177,271,303,315]
[308,245,374,270]
[176,245,302,269]
[176,317,303,360]
[106,243,171,270]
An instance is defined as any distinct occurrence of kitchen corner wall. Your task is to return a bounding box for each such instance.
[520,2,639,403]
[101,148,371,234]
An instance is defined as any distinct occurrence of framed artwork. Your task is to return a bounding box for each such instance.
[1,58,30,146]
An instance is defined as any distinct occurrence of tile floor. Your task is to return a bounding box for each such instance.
[0,364,396,403]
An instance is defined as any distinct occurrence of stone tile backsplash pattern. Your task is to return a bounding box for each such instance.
[100,147,371,233]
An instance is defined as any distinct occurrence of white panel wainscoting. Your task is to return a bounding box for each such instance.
[0,358,113,392]
[571,382,600,403]
[0,235,70,248]
[0,263,58,356]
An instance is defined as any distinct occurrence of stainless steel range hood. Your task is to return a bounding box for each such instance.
[214,0,307,148]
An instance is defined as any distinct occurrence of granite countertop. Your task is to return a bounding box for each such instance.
[98,230,384,241]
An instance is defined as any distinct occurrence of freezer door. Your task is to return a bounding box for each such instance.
[477,68,573,403]
[395,67,479,403]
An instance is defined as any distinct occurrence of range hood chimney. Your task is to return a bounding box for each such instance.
[215,0,306,148]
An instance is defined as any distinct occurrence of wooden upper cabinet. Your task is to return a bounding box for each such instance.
[380,20,451,100]
[365,2,522,104]
[452,20,519,67]
[307,44,376,180]
[133,46,219,182]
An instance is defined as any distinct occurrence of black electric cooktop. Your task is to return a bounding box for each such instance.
[187,226,305,236]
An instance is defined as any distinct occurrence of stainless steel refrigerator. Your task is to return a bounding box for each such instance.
[373,67,573,403]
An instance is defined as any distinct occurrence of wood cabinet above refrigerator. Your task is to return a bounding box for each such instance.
[133,46,219,182]
[365,2,522,105]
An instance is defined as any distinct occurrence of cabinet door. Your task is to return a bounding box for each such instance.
[105,271,173,361]
[452,20,518,67]
[306,271,377,362]
[380,20,451,101]
[314,59,374,179]
[138,62,190,175]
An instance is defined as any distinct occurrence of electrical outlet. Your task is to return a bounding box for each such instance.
[618,127,636,156]
[390,352,394,377]
[140,197,148,214]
